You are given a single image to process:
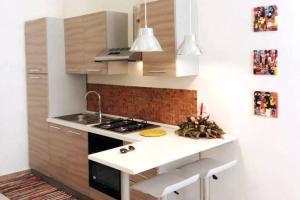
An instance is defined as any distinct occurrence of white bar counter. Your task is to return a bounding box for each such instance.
[48,116,237,200]
[88,128,237,175]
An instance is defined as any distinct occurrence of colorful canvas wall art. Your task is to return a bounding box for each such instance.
[254,5,278,32]
[254,91,278,118]
[253,50,278,75]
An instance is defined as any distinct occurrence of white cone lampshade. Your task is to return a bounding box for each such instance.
[130,28,162,52]
[177,0,202,56]
[130,0,163,52]
[177,34,201,55]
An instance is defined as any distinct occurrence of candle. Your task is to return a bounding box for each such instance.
[200,103,204,116]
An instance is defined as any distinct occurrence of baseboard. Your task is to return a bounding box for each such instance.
[0,169,31,182]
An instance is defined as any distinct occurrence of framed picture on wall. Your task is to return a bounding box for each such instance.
[253,50,278,75]
[254,91,278,118]
[254,5,278,32]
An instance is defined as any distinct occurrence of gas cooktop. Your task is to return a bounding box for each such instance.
[93,118,160,134]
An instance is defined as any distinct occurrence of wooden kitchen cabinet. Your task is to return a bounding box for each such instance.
[48,124,89,196]
[27,74,50,176]
[139,0,199,77]
[48,124,68,183]
[130,168,158,184]
[64,16,85,74]
[64,11,128,75]
[25,18,48,74]
[131,189,158,200]
[25,17,86,185]
[83,12,108,74]
[65,127,89,196]
[141,0,176,76]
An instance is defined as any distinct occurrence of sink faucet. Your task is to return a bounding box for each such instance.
[85,91,102,121]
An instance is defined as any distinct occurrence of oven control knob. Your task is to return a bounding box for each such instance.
[93,176,97,180]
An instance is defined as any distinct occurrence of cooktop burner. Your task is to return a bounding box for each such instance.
[93,118,159,134]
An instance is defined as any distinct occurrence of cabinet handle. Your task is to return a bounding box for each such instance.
[87,69,101,72]
[28,76,41,79]
[28,69,41,72]
[67,69,81,73]
[67,130,81,136]
[49,125,61,130]
[147,70,167,74]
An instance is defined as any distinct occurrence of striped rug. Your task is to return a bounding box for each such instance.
[0,173,77,200]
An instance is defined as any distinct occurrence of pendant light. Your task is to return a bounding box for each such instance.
[130,0,163,52]
[177,0,201,55]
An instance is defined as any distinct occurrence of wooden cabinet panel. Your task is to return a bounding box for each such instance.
[89,188,116,200]
[83,12,108,74]
[141,0,177,76]
[27,74,48,117]
[64,16,85,74]
[48,124,89,196]
[28,121,49,176]
[25,18,48,74]
[130,168,158,184]
[64,127,89,196]
[65,13,108,75]
[65,11,127,75]
[48,124,68,183]
[131,189,158,200]
[27,74,49,176]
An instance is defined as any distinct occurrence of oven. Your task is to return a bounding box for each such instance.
[88,133,123,200]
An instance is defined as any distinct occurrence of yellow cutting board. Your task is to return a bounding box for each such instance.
[140,129,167,137]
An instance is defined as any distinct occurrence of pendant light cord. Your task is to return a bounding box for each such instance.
[189,0,192,34]
[144,0,148,28]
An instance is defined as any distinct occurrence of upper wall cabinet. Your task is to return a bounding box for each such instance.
[64,16,85,74]
[25,18,48,74]
[83,12,107,74]
[139,0,200,77]
[65,11,128,75]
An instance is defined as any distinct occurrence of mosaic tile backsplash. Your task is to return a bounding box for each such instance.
[87,84,197,125]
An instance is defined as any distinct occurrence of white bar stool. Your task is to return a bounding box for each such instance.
[131,172,200,200]
[176,158,238,200]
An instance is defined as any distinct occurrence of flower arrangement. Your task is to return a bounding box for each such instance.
[176,115,225,139]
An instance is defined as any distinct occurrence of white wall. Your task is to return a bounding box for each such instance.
[0,0,63,176]
[1,0,299,199]
[64,0,300,200]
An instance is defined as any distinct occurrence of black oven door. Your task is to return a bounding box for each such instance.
[89,160,121,199]
[88,133,123,200]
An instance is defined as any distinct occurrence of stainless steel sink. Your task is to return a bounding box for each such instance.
[56,113,114,125]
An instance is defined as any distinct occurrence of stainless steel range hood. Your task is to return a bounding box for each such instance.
[95,48,142,62]
[94,11,142,62]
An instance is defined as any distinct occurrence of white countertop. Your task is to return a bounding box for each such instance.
[47,116,237,175]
